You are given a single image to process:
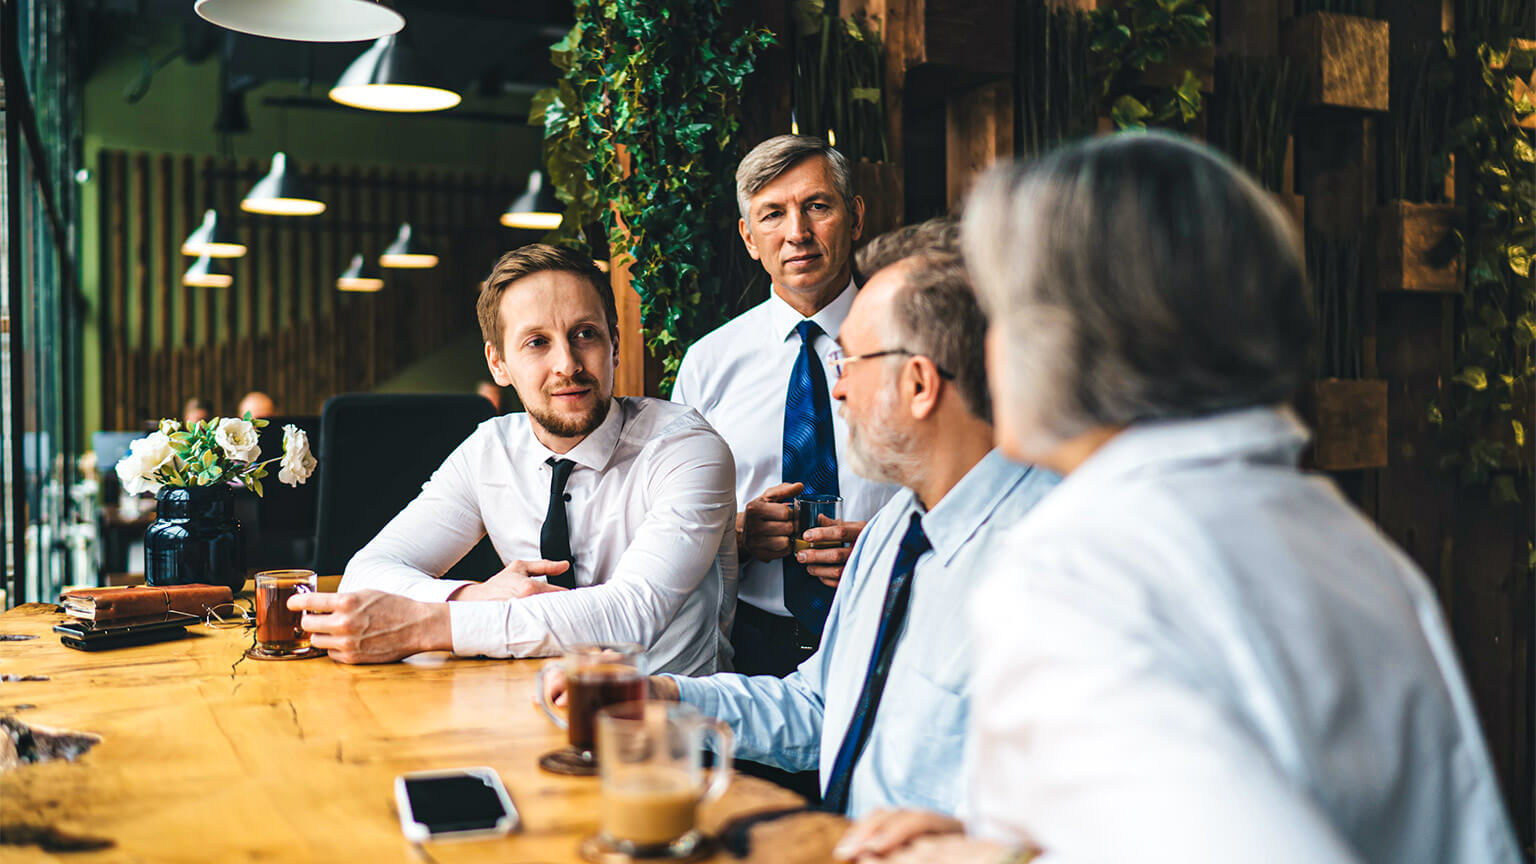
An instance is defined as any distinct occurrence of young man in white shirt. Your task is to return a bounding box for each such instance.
[672,135,897,678]
[836,134,1519,864]
[291,244,738,676]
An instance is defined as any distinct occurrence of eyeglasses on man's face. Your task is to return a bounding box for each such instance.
[828,346,956,380]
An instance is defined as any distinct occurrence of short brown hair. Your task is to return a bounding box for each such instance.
[477,244,617,353]
[736,135,855,220]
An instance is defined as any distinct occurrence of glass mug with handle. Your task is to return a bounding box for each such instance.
[253,570,317,655]
[793,494,843,553]
[536,642,647,762]
[596,700,733,858]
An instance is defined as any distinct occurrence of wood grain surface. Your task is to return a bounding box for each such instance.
[0,591,844,863]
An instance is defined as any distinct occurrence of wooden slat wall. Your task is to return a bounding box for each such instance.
[95,150,519,427]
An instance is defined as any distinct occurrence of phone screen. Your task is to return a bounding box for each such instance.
[402,774,509,834]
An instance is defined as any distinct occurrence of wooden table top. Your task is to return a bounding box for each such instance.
[0,585,846,863]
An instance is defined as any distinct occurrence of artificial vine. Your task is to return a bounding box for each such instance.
[532,0,774,392]
[1432,34,1536,502]
[1088,0,1211,130]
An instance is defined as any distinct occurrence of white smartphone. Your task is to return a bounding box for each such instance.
[394,767,519,843]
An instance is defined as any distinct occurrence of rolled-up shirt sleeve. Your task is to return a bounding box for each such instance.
[338,433,487,602]
[447,422,736,658]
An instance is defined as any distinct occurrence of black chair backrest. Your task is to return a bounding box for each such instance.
[237,416,322,574]
[312,394,501,581]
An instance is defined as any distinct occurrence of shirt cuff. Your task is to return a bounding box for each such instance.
[667,674,722,714]
[408,578,473,604]
[448,601,515,657]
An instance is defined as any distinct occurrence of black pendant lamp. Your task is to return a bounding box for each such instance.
[181,210,247,258]
[194,0,403,43]
[184,254,234,288]
[379,223,438,269]
[500,170,563,230]
[242,152,326,216]
[337,253,385,292]
[329,35,461,113]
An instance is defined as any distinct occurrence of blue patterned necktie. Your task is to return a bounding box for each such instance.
[822,512,930,814]
[783,320,839,634]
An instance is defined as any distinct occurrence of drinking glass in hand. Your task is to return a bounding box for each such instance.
[793,494,843,553]
[594,700,732,859]
[254,570,317,655]
[537,643,647,763]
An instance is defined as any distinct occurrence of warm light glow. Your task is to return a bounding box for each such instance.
[594,259,610,272]
[791,118,799,135]
[329,83,461,113]
[337,276,385,292]
[185,271,234,288]
[194,0,403,43]
[180,239,248,258]
[379,253,439,269]
[828,128,837,147]
[240,197,326,216]
[499,211,563,230]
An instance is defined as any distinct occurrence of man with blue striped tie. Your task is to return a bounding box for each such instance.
[649,220,1060,818]
[672,135,898,679]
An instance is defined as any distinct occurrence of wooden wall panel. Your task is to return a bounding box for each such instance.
[95,150,518,430]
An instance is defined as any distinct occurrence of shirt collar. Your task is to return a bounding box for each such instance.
[919,449,1033,566]
[768,279,858,344]
[531,397,625,472]
[1069,405,1310,489]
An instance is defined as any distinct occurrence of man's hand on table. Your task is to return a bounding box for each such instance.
[834,810,1019,863]
[741,482,803,562]
[797,515,866,589]
[288,590,452,664]
[448,559,573,602]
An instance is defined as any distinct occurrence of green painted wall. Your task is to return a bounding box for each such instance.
[79,22,542,444]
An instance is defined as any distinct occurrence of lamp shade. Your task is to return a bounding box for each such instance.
[329,35,461,113]
[500,170,563,230]
[181,210,247,258]
[194,0,404,43]
[337,253,385,292]
[379,223,438,269]
[241,153,326,216]
[184,254,234,288]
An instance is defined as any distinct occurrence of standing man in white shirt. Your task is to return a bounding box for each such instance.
[835,134,1520,864]
[672,135,897,678]
[290,244,737,676]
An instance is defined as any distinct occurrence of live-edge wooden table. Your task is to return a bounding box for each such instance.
[0,580,846,863]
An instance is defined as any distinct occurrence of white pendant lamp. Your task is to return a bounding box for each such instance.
[499,171,563,230]
[337,253,385,292]
[329,35,461,113]
[181,209,247,258]
[194,0,403,43]
[184,254,234,288]
[241,153,326,216]
[379,223,438,269]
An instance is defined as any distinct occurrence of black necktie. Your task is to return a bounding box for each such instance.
[540,457,577,589]
[821,512,930,813]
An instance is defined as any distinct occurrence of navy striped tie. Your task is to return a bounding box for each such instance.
[782,320,839,634]
[822,512,929,814]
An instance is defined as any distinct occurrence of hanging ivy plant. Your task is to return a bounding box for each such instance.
[532,0,774,393]
[1432,35,1536,503]
[1088,0,1212,130]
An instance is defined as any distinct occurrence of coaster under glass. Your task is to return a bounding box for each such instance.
[579,832,713,863]
[539,746,598,777]
[244,644,327,661]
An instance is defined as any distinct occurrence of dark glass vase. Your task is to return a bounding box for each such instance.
[145,485,245,591]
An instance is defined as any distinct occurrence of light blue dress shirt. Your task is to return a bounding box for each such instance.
[967,407,1520,864]
[669,450,1059,818]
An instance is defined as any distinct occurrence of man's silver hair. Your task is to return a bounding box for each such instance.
[962,131,1312,455]
[736,135,856,220]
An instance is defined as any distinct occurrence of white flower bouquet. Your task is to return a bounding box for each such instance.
[115,414,317,497]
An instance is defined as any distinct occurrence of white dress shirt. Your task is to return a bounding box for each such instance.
[967,407,1519,864]
[340,397,738,676]
[668,451,1059,817]
[671,281,897,616]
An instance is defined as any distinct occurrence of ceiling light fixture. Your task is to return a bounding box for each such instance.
[241,152,326,216]
[183,254,234,288]
[379,223,438,269]
[181,210,247,258]
[329,35,461,113]
[337,253,385,292]
[194,0,403,43]
[499,171,562,230]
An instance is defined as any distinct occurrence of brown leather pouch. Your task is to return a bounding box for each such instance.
[59,584,233,622]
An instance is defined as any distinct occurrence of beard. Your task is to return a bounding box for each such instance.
[527,374,611,439]
[845,388,923,488]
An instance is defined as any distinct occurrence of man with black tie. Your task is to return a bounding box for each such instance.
[672,135,897,677]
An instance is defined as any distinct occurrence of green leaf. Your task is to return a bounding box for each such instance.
[1508,245,1531,277]
[1514,419,1526,448]
[1514,137,1536,164]
[1454,367,1489,391]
